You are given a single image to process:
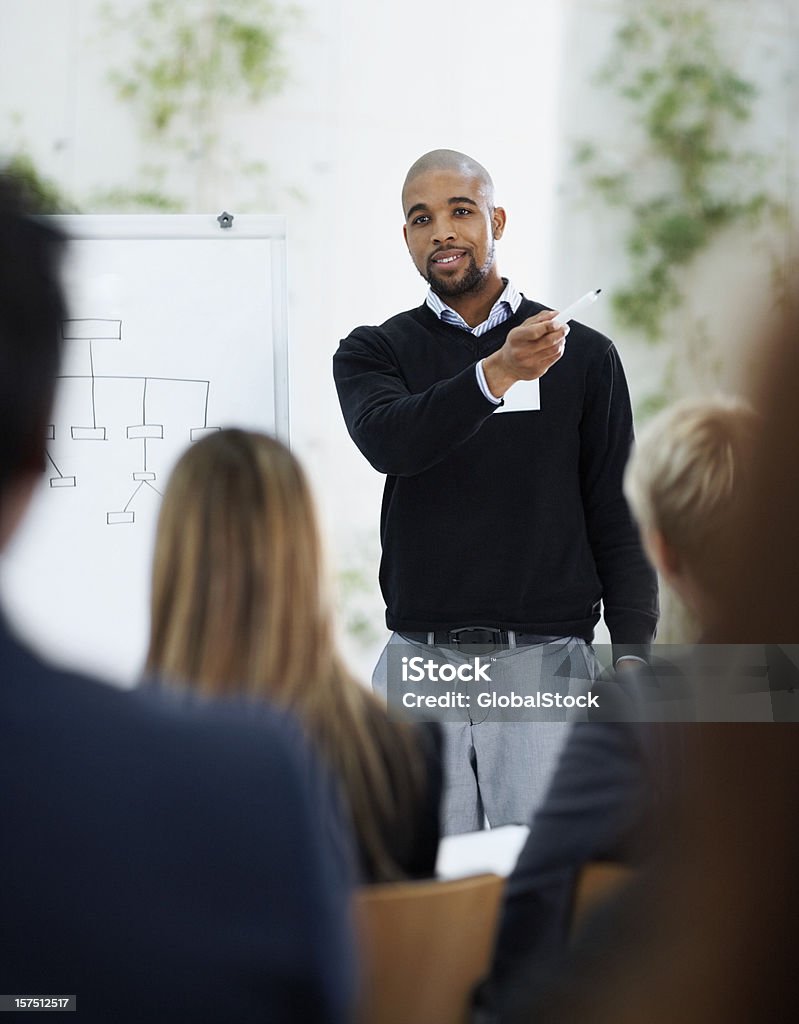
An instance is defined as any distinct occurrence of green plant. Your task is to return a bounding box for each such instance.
[104,0,287,134]
[575,3,784,342]
[336,557,383,651]
[1,152,78,214]
[88,163,186,212]
[99,0,292,209]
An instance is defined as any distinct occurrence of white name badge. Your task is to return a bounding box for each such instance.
[494,379,540,413]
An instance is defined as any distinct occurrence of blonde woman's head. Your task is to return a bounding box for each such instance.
[147,428,429,882]
[147,428,332,701]
[624,396,758,605]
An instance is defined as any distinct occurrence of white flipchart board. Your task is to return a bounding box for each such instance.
[0,214,289,686]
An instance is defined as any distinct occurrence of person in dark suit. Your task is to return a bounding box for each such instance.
[496,295,799,1024]
[475,396,759,1022]
[0,172,354,1022]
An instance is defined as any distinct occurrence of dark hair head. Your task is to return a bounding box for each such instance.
[0,171,67,493]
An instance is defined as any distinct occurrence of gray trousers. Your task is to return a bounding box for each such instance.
[373,632,600,835]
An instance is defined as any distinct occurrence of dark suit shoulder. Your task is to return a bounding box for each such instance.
[0,624,355,1023]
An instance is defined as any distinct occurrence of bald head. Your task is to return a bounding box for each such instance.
[400,150,506,305]
[402,150,495,212]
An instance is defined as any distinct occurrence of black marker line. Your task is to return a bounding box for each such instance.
[123,481,144,512]
[46,451,63,477]
[58,374,211,385]
[89,341,97,428]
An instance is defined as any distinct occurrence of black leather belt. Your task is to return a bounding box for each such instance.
[402,627,513,646]
[400,627,563,649]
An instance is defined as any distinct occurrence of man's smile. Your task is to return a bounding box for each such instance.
[430,249,467,266]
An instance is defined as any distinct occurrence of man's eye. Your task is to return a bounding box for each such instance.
[412,215,430,225]
[454,208,471,216]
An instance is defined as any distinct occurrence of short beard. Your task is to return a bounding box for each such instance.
[423,240,495,298]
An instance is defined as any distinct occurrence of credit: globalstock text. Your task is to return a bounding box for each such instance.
[398,654,598,709]
[401,690,599,710]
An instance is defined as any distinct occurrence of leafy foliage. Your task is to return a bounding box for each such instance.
[99,0,292,209]
[576,4,783,341]
[103,0,287,136]
[2,152,78,213]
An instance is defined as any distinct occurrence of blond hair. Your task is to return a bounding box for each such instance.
[147,429,426,880]
[624,396,757,592]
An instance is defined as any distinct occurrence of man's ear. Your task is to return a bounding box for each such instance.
[0,472,38,551]
[402,223,409,248]
[492,206,507,240]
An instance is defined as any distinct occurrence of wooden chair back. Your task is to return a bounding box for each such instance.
[354,872,504,1024]
[572,861,634,932]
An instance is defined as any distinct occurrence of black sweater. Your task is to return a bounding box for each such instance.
[333,298,658,656]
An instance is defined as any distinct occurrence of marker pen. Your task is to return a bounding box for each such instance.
[552,288,602,329]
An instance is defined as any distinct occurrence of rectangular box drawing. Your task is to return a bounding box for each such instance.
[127,425,164,439]
[190,427,222,442]
[62,318,122,340]
[107,512,135,525]
[71,427,107,440]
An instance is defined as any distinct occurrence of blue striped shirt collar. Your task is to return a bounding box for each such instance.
[425,279,522,336]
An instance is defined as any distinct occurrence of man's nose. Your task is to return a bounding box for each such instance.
[432,220,456,245]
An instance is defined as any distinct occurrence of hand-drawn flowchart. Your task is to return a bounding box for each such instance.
[47,317,220,525]
[1,213,288,687]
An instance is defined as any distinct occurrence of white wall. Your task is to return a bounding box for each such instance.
[0,0,570,674]
[1,0,796,672]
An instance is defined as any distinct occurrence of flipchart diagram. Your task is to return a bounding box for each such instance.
[47,317,220,525]
[0,213,288,687]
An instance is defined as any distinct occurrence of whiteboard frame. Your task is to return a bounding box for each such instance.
[46,213,290,443]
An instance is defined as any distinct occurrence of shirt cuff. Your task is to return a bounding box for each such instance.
[614,655,648,668]
[475,360,502,405]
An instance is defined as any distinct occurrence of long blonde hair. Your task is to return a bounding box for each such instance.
[146,428,426,881]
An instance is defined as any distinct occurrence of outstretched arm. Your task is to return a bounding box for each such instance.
[333,310,567,477]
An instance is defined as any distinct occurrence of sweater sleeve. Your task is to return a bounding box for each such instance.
[579,343,659,658]
[333,327,499,477]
